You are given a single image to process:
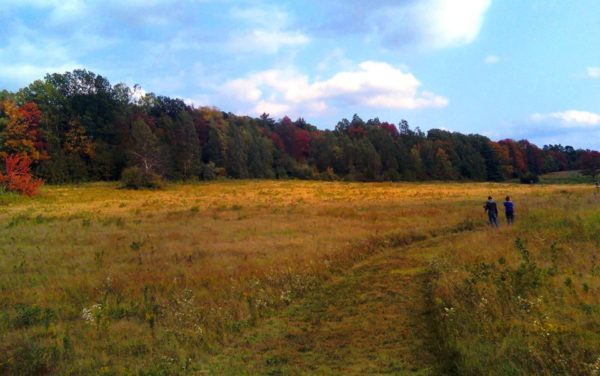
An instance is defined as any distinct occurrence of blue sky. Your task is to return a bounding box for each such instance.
[1,0,600,148]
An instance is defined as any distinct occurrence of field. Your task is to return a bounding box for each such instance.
[540,170,595,184]
[1,180,600,375]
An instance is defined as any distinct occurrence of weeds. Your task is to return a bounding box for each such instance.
[429,191,600,375]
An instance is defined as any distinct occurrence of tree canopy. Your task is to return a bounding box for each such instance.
[1,69,598,184]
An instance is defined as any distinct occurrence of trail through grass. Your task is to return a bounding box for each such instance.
[1,181,597,374]
[207,232,474,375]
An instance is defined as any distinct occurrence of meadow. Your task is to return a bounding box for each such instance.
[0,180,599,375]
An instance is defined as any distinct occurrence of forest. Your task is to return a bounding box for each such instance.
[1,69,600,186]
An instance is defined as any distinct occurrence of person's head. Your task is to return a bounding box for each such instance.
[488,196,492,200]
[506,196,510,201]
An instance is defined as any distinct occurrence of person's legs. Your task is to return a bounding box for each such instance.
[507,212,514,224]
[489,213,499,228]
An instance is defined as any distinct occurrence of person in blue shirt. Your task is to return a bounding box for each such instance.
[503,196,514,224]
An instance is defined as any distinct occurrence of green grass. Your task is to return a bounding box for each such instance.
[540,170,595,184]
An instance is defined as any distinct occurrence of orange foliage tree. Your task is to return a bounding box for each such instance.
[0,100,46,195]
[0,154,44,196]
[0,100,47,161]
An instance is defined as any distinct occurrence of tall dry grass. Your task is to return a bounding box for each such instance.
[0,180,591,374]
[429,189,600,374]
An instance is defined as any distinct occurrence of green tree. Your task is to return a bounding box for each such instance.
[129,118,161,175]
[170,111,200,180]
[227,124,248,178]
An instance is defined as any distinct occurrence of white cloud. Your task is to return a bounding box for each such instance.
[223,78,263,102]
[254,100,291,116]
[315,48,352,75]
[227,5,309,54]
[485,55,501,64]
[228,29,309,54]
[0,21,86,87]
[372,0,492,49]
[423,0,492,48]
[498,111,600,150]
[0,62,83,86]
[311,61,448,109]
[219,61,448,117]
[587,67,600,78]
[531,110,600,127]
[229,6,289,29]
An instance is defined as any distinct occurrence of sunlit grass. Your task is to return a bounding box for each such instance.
[0,180,593,374]
[429,190,600,374]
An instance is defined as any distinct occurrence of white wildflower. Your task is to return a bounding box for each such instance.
[81,303,102,325]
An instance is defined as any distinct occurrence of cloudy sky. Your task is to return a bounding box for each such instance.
[1,0,600,148]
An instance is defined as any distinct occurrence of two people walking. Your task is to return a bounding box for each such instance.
[484,196,514,228]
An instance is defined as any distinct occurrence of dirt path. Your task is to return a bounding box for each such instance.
[207,236,447,375]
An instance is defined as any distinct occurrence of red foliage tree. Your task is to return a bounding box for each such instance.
[274,116,314,161]
[379,122,400,139]
[0,154,44,196]
[347,125,367,139]
[270,132,285,151]
[291,129,312,161]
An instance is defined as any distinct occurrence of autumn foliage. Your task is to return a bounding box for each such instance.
[0,154,44,196]
[0,100,47,161]
[3,68,600,184]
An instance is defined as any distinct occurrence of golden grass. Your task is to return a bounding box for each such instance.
[429,190,600,374]
[0,180,594,374]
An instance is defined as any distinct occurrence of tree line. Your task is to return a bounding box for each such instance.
[1,69,599,185]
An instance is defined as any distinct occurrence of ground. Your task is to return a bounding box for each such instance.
[0,181,597,374]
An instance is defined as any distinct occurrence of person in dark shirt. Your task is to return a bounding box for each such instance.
[504,196,514,224]
[484,196,499,228]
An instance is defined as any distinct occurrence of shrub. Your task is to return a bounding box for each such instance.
[317,167,337,181]
[200,162,216,180]
[0,154,44,196]
[291,164,313,180]
[121,167,163,189]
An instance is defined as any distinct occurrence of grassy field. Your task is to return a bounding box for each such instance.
[1,180,599,374]
[540,170,595,184]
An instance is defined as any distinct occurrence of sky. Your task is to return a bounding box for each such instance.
[1,0,600,149]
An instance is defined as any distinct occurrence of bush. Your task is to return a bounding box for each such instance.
[0,154,44,196]
[291,164,313,180]
[200,162,216,180]
[317,167,337,181]
[520,172,539,184]
[121,167,163,189]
